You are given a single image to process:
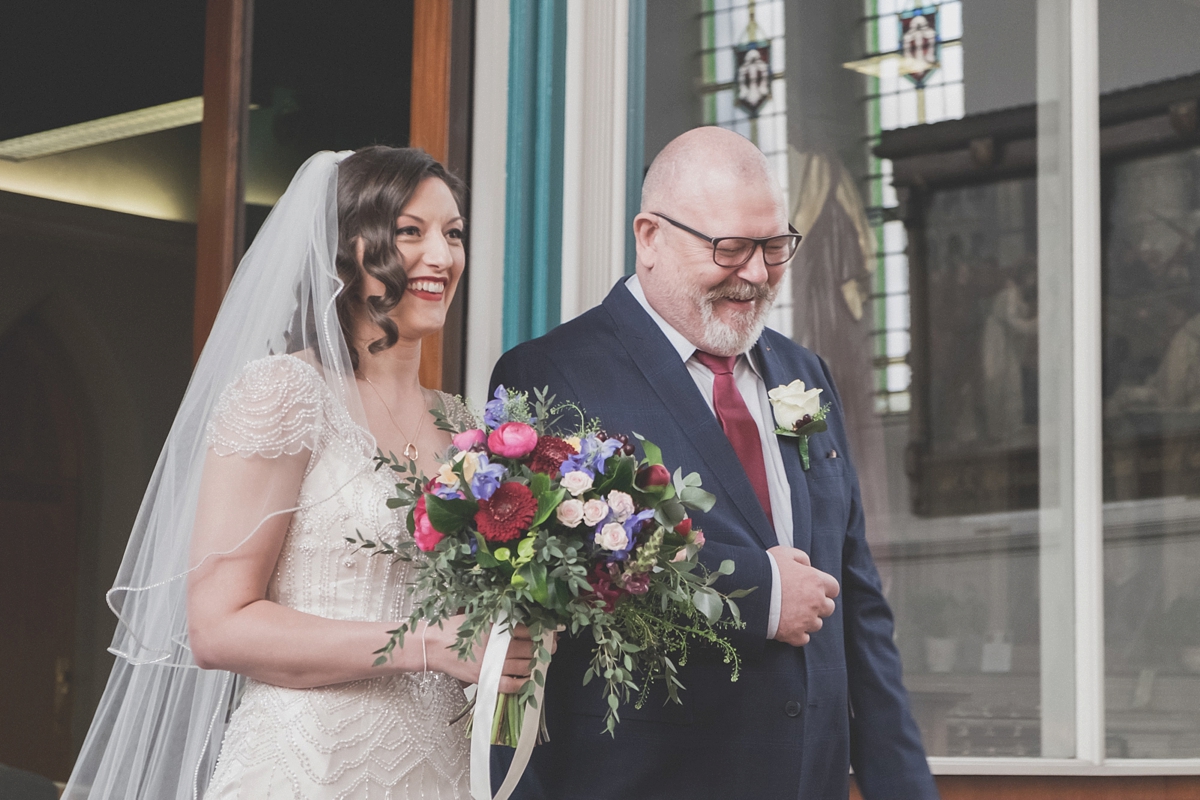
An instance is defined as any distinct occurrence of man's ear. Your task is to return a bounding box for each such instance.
[632,213,660,268]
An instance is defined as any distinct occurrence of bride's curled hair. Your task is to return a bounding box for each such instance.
[335,145,466,370]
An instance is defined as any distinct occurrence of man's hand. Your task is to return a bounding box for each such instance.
[768,546,840,647]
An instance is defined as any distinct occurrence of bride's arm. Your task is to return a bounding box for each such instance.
[185,448,534,690]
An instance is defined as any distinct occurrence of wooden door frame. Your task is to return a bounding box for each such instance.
[193,0,475,392]
[194,0,252,363]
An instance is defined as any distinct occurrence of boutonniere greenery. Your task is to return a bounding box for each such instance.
[767,380,831,471]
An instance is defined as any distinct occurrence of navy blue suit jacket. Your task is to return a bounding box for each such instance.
[490,281,937,800]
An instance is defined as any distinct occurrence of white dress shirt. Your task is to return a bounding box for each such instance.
[626,275,789,638]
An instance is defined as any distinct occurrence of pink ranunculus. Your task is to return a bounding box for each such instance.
[487,422,539,458]
[412,495,444,552]
[453,428,487,451]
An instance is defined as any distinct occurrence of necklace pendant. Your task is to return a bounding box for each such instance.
[403,442,419,461]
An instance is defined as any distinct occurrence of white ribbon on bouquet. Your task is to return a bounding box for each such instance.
[470,615,553,800]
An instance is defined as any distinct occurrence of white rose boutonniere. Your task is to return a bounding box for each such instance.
[768,380,831,470]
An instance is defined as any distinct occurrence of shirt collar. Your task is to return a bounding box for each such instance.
[624,274,763,377]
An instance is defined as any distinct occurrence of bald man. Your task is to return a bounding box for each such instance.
[491,128,937,800]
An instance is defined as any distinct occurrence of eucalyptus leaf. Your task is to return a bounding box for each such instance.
[679,486,716,513]
[692,587,723,624]
[632,432,663,466]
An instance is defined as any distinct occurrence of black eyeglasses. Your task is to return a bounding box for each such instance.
[651,212,803,268]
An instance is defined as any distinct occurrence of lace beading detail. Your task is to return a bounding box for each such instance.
[203,356,470,799]
[207,356,327,458]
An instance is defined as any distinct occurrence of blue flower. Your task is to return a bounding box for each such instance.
[593,438,622,472]
[483,385,507,429]
[430,483,465,501]
[567,436,623,479]
[469,455,507,501]
[560,451,593,479]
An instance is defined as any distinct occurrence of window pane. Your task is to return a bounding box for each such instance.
[1098,0,1200,759]
[645,0,1079,758]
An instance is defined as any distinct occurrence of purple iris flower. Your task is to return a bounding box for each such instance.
[559,451,593,479]
[430,483,465,501]
[469,455,507,501]
[566,436,623,479]
[483,385,508,429]
[588,437,623,472]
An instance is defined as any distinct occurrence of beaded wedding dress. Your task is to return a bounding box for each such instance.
[201,355,471,799]
[64,152,477,800]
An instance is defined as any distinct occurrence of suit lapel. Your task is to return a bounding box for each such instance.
[602,284,778,550]
[753,336,813,555]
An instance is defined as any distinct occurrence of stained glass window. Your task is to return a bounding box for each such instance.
[699,0,792,337]
[851,0,964,413]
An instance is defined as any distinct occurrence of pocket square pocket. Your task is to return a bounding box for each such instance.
[806,456,846,479]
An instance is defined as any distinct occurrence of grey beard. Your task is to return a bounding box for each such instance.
[696,280,778,356]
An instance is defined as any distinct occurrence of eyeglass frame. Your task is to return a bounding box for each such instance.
[650,211,803,268]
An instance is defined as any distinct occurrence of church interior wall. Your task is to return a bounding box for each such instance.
[0,190,196,753]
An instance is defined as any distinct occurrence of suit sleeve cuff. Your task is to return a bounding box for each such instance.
[766,550,781,640]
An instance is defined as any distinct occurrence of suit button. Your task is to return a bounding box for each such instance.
[784,700,802,717]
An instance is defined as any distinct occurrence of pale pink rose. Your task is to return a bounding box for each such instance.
[556,499,585,528]
[582,499,610,527]
[595,522,629,551]
[606,490,636,522]
[690,528,706,548]
[453,428,487,451]
[560,470,594,497]
[487,422,539,458]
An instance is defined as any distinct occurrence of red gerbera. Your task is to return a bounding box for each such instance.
[474,482,538,542]
[527,436,578,478]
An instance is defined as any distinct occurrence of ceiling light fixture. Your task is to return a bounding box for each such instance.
[0,96,204,162]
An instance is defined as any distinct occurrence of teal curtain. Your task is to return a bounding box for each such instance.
[502,0,568,350]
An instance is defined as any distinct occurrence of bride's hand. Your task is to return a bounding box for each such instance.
[422,618,557,693]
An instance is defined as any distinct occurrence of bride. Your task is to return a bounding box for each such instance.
[64,147,535,799]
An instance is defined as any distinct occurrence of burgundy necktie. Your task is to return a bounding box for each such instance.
[693,351,774,527]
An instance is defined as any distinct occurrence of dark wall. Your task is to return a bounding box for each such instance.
[0,191,195,755]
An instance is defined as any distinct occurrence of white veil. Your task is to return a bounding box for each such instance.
[63,151,377,799]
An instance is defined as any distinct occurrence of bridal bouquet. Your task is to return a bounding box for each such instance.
[354,386,751,747]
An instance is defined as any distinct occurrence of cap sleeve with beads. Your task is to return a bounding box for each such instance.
[207,355,328,458]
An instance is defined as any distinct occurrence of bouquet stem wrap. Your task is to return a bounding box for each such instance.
[470,614,553,800]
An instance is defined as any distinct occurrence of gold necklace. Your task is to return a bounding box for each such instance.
[362,376,428,460]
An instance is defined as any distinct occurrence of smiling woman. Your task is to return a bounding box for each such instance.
[332,146,466,371]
